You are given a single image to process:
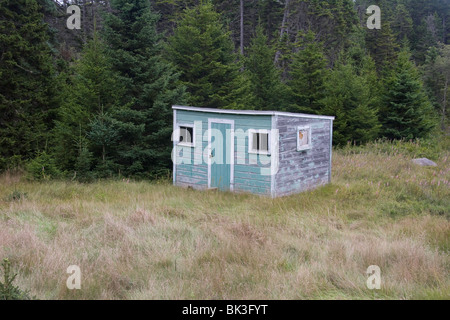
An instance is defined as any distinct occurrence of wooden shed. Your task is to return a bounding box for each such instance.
[172,105,335,197]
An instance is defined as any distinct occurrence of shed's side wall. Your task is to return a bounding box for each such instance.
[275,116,332,197]
[174,110,272,195]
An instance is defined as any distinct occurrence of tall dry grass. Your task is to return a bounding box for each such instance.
[0,141,449,299]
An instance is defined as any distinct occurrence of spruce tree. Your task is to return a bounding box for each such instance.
[87,110,122,178]
[391,2,413,43]
[321,55,381,145]
[0,0,57,170]
[423,44,450,129]
[245,26,287,111]
[287,31,328,114]
[103,0,187,177]
[166,2,251,109]
[366,21,399,74]
[380,48,436,140]
[53,32,123,174]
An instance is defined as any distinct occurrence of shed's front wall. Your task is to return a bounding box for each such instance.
[174,109,273,195]
[274,116,332,197]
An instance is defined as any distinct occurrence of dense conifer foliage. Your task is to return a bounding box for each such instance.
[1,0,448,178]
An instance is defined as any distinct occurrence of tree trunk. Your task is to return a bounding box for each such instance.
[443,15,446,44]
[274,0,290,64]
[443,78,448,130]
[240,0,244,55]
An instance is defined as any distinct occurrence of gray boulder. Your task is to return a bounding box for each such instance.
[412,158,437,167]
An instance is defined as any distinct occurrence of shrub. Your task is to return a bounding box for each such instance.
[0,259,32,300]
[74,147,94,182]
[5,190,27,202]
[26,152,61,181]
[0,155,23,172]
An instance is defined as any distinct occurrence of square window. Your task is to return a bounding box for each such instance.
[178,125,194,147]
[249,130,270,154]
[297,126,311,151]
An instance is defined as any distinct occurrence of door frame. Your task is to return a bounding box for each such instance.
[207,118,235,191]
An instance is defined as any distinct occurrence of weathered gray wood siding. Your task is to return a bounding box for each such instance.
[274,116,332,197]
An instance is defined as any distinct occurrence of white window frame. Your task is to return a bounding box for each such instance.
[297,126,312,151]
[177,123,195,148]
[248,129,271,155]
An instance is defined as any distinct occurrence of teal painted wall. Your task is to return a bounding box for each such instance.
[174,109,272,195]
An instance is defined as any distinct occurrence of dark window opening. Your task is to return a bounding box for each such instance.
[179,126,193,145]
[251,132,269,152]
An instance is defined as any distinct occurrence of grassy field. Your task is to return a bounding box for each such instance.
[0,139,449,300]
